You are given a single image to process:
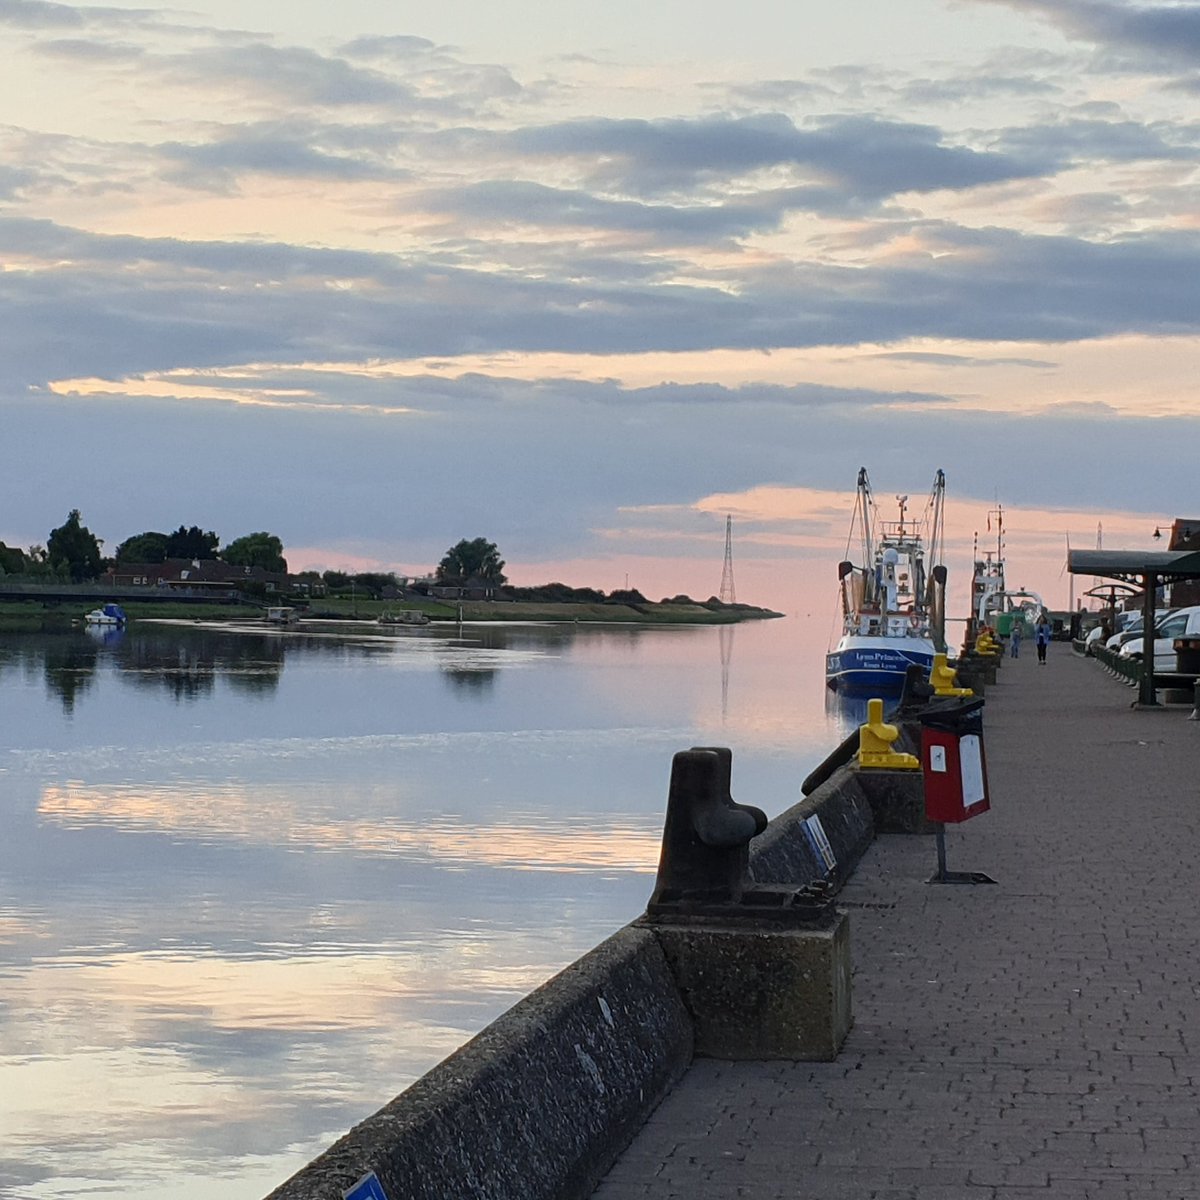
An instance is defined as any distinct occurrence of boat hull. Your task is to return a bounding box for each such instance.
[825,637,936,695]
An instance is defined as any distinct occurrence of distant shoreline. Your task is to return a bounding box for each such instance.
[0,596,785,630]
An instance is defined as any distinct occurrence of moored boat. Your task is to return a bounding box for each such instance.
[825,468,947,695]
[378,610,430,626]
[84,603,127,627]
[971,505,1043,638]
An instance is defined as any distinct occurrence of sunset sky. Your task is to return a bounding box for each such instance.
[3,0,1198,614]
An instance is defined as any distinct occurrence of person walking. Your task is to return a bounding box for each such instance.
[1010,623,1022,658]
[1034,616,1053,665]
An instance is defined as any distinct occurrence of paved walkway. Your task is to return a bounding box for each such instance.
[592,646,1200,1198]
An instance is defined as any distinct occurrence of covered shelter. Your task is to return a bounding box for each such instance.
[1068,549,1200,706]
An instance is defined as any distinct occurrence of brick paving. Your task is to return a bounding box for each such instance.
[592,646,1200,1198]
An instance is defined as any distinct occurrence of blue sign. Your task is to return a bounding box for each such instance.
[343,1172,389,1200]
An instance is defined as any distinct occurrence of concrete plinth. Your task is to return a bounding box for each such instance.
[853,766,932,834]
[648,912,851,1061]
[967,656,998,684]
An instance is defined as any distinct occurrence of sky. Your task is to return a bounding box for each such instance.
[3,0,1199,616]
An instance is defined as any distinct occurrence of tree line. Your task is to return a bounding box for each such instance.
[0,519,729,607]
[0,516,510,595]
[0,511,287,583]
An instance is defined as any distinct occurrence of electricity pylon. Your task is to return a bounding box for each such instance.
[719,515,736,605]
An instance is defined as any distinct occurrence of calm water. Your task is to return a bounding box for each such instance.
[0,615,855,1199]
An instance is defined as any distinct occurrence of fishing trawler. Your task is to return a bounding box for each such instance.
[971,505,1044,637]
[825,468,948,695]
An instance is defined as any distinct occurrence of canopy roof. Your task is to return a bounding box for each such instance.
[1067,549,1200,582]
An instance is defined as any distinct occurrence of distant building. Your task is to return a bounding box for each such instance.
[103,558,325,597]
[425,574,500,601]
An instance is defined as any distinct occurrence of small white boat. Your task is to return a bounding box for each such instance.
[84,603,127,627]
[825,468,947,695]
[265,606,301,625]
[378,610,430,626]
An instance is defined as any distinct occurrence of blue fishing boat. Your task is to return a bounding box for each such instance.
[825,468,947,695]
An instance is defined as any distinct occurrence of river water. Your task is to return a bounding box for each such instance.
[0,614,858,1199]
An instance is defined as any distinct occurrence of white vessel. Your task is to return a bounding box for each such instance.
[84,603,127,627]
[825,468,947,695]
[972,506,1043,636]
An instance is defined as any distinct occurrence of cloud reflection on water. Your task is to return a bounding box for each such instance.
[38,782,661,871]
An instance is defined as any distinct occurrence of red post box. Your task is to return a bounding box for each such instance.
[920,697,989,823]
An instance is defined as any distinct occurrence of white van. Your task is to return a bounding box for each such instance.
[1118,606,1200,673]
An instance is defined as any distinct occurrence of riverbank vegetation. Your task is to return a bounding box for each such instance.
[1,525,783,626]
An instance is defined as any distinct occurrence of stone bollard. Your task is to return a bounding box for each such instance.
[1190,678,1200,722]
[642,747,852,1061]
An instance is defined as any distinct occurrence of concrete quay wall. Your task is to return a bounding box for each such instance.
[263,757,882,1200]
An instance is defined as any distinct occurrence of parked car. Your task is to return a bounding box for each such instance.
[1117,606,1200,673]
[1105,609,1172,651]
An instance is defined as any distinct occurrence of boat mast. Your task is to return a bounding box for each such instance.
[927,469,946,568]
[855,467,873,571]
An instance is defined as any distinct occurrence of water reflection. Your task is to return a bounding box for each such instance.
[41,636,101,713]
[37,780,661,870]
[0,614,840,1200]
[440,665,497,693]
[823,687,902,735]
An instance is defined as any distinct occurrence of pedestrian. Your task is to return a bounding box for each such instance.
[1034,615,1052,664]
[1010,623,1021,658]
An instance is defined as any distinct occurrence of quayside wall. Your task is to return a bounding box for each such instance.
[265,759,885,1200]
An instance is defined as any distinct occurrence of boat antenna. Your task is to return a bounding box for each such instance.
[921,469,946,567]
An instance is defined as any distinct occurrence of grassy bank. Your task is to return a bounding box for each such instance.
[307,597,782,624]
[0,598,262,630]
[0,595,783,629]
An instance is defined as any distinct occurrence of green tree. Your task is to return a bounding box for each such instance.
[165,525,219,560]
[47,509,103,582]
[0,541,25,575]
[436,538,506,585]
[352,571,398,597]
[222,532,287,572]
[115,531,169,563]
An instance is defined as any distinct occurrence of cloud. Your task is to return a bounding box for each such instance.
[157,125,408,190]
[0,0,169,32]
[6,217,1200,389]
[0,0,87,29]
[994,115,1200,168]
[171,41,416,108]
[31,35,144,61]
[505,112,1044,201]
[414,180,786,242]
[975,0,1200,72]
[0,162,38,199]
[338,34,439,60]
[868,352,1058,369]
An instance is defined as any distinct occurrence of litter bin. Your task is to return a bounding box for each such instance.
[919,696,995,884]
[920,696,989,824]
[1175,637,1200,675]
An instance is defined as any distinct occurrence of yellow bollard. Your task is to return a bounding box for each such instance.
[931,653,973,697]
[975,629,1001,657]
[857,698,920,770]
